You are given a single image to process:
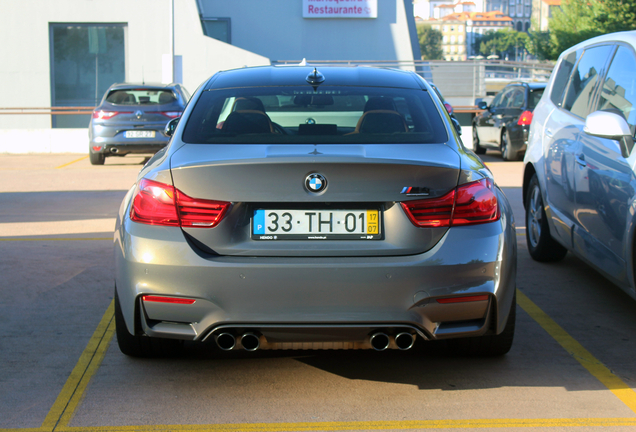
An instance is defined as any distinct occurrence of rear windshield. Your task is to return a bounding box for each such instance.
[182,86,448,144]
[528,88,544,110]
[105,89,177,105]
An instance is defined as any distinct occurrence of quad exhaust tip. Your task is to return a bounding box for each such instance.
[215,333,236,351]
[370,332,390,351]
[395,332,415,350]
[240,332,261,351]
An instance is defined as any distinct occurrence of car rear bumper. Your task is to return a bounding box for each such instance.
[114,190,517,346]
[94,143,167,155]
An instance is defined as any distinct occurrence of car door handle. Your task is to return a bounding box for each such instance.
[545,129,554,138]
[576,155,587,167]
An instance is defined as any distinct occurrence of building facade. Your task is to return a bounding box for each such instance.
[531,0,561,31]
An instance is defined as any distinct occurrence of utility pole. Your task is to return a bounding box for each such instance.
[169,0,175,83]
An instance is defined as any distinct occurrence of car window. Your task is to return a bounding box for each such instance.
[182,86,448,145]
[550,51,579,106]
[494,87,515,109]
[507,88,525,109]
[562,45,614,118]
[528,88,544,110]
[597,45,636,135]
[489,91,504,109]
[105,89,177,105]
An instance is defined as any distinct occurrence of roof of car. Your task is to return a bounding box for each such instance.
[204,66,425,90]
[508,81,547,90]
[566,30,636,53]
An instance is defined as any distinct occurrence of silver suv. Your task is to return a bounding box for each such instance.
[523,31,636,301]
[88,83,190,165]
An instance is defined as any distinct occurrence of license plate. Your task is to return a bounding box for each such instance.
[125,130,155,138]
[252,209,381,240]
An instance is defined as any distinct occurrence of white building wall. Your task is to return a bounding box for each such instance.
[0,0,270,129]
[198,0,417,62]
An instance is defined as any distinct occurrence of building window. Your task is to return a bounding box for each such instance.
[201,17,231,43]
[49,23,126,128]
[443,25,448,32]
[459,25,463,32]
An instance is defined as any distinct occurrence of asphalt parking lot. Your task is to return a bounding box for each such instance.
[1,153,636,432]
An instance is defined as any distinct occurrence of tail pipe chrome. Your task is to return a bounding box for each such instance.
[215,333,236,351]
[395,332,416,350]
[369,332,390,351]
[240,332,261,351]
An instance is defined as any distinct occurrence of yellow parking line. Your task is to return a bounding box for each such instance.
[0,238,111,242]
[42,418,636,431]
[41,300,115,430]
[55,155,89,169]
[517,289,636,414]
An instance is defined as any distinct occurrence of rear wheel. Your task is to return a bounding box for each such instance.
[114,288,183,358]
[89,150,105,165]
[473,126,486,155]
[526,174,568,262]
[501,130,520,161]
[446,292,516,356]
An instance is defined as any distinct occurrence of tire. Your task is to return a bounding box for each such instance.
[89,150,105,165]
[525,174,568,262]
[473,125,486,155]
[114,288,183,358]
[501,130,520,161]
[445,292,516,357]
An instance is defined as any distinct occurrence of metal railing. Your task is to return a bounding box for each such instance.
[0,107,94,115]
[272,59,554,101]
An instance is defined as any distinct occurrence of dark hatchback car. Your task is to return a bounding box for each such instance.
[473,82,546,161]
[88,83,190,165]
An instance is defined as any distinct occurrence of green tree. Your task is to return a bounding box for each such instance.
[417,24,443,60]
[546,0,636,59]
[475,29,529,60]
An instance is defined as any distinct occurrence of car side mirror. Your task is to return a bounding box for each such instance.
[163,117,180,137]
[477,101,488,110]
[451,117,462,135]
[584,110,634,158]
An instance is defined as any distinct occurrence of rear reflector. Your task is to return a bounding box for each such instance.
[130,178,230,228]
[92,146,102,152]
[142,295,196,305]
[436,295,489,304]
[401,178,499,227]
[517,110,533,126]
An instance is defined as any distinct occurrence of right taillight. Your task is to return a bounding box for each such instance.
[130,178,230,228]
[401,178,499,228]
[517,110,533,125]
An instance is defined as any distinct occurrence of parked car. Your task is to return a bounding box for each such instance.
[114,65,517,358]
[473,82,546,161]
[523,31,636,301]
[88,83,190,165]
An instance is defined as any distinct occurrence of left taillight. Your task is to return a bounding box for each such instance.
[92,110,131,120]
[401,178,500,228]
[517,110,533,126]
[130,178,230,228]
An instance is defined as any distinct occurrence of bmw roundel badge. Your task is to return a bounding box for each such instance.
[305,173,327,193]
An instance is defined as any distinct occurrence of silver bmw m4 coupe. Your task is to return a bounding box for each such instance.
[114,65,517,357]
